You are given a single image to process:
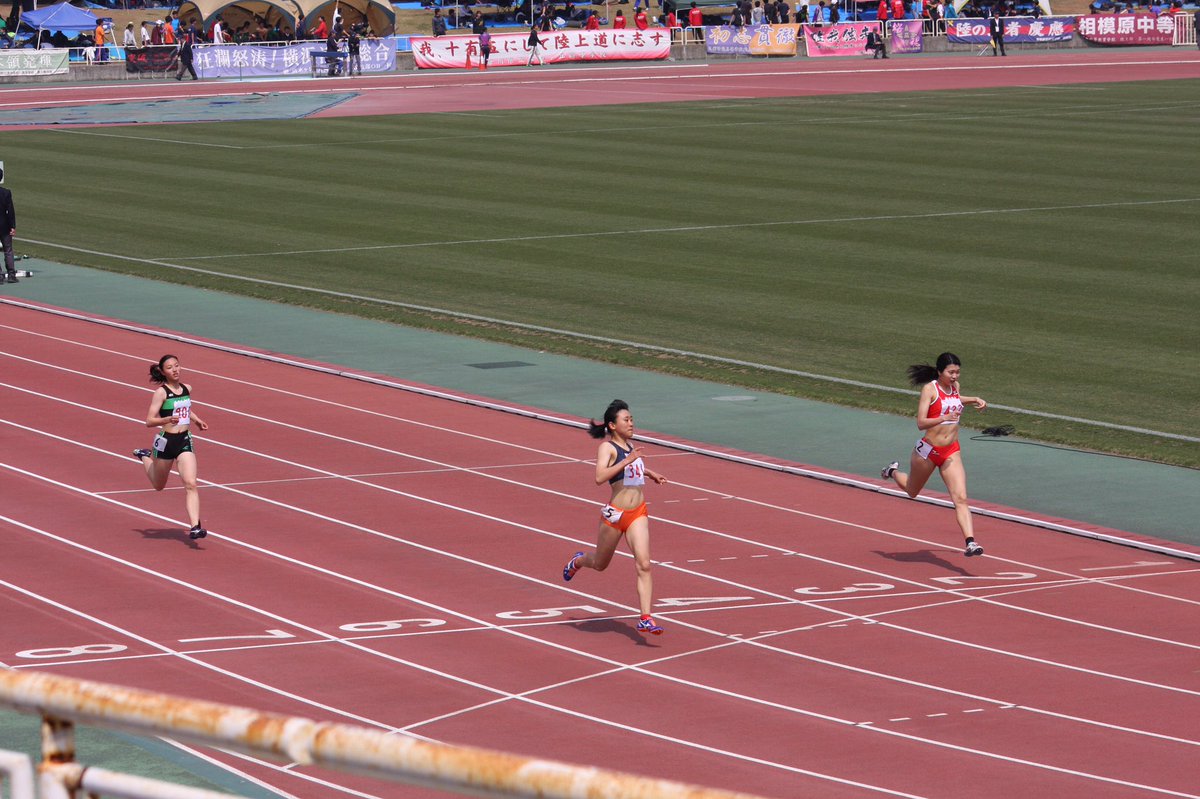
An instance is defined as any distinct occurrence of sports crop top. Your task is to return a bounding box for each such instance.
[607,440,646,487]
[927,381,963,425]
[161,383,192,429]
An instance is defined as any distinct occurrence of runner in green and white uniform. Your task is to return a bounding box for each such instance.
[133,354,210,540]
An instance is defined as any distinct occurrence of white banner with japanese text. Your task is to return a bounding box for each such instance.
[0,50,69,77]
[411,29,670,69]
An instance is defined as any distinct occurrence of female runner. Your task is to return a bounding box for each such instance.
[881,352,988,556]
[132,354,210,540]
[562,400,668,635]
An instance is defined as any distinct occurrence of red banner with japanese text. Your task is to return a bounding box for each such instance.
[802,22,880,57]
[412,29,670,69]
[1075,13,1177,45]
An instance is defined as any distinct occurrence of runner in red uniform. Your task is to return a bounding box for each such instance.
[562,400,668,634]
[881,353,988,556]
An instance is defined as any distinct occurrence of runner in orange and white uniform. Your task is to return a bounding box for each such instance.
[562,399,668,635]
[881,352,988,557]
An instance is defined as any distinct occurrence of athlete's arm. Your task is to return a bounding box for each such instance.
[144,388,175,428]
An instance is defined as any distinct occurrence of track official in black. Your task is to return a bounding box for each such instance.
[989,12,1006,56]
[0,180,16,284]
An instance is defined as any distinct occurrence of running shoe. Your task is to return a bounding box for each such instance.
[133,448,153,460]
[881,461,899,480]
[635,617,664,635]
[188,524,208,540]
[964,541,984,557]
[562,551,584,581]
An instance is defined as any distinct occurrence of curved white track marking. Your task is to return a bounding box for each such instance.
[5,421,1200,721]
[0,520,925,799]
[4,307,1199,560]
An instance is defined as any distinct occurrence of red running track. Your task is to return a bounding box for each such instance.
[1,300,1199,798]
[1,48,1198,126]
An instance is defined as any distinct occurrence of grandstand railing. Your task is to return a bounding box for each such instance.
[0,669,773,799]
[1173,13,1196,46]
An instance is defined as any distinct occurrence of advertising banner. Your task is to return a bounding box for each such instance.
[888,19,924,53]
[125,46,178,74]
[412,29,670,69]
[946,16,1076,43]
[705,24,802,55]
[0,49,69,76]
[802,21,879,57]
[1076,13,1176,45]
[192,40,396,78]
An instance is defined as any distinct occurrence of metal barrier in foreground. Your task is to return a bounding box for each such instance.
[0,669,774,799]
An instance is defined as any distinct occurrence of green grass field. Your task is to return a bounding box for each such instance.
[8,78,1200,466]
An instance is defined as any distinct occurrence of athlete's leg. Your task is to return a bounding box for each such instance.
[623,516,653,617]
[938,456,975,542]
[174,451,202,528]
[141,453,172,491]
[577,522,624,572]
[893,451,937,498]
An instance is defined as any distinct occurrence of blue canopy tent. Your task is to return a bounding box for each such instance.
[19,2,100,50]
[19,2,99,32]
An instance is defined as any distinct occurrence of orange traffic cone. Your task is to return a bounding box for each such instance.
[466,51,472,70]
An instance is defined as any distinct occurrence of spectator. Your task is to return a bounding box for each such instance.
[93,20,107,61]
[613,9,628,27]
[751,0,765,23]
[122,22,136,49]
[140,20,152,46]
[830,0,840,23]
[779,0,791,23]
[944,1,956,19]
[163,19,176,45]
[527,23,545,64]
[472,10,486,34]
[476,26,490,69]
[211,14,225,43]
[586,10,600,28]
[150,20,163,45]
[665,8,680,27]
[688,2,704,26]
[890,0,905,22]
[635,6,649,27]
[310,15,327,40]
[432,7,447,35]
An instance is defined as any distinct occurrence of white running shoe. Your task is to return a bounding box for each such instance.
[965,541,984,557]
[881,461,899,480]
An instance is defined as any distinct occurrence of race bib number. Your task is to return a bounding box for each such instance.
[601,504,624,525]
[914,439,934,460]
[623,458,646,486]
[172,398,192,427]
[153,433,168,453]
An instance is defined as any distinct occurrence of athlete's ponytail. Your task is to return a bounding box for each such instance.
[907,352,961,386]
[149,354,177,384]
[587,399,629,439]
